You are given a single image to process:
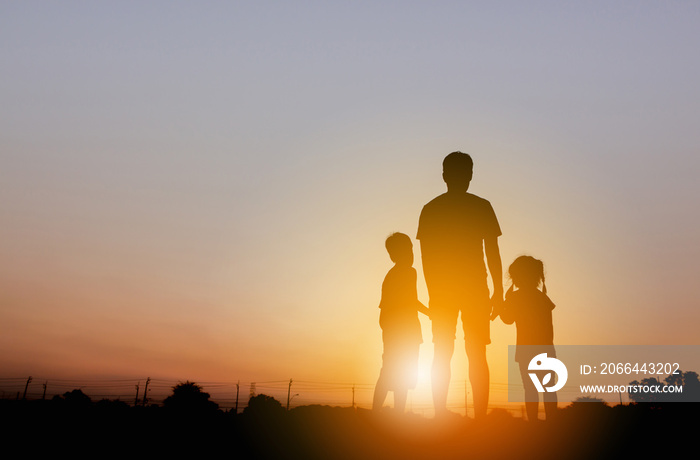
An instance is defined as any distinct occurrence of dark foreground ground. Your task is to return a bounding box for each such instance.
[1,398,695,459]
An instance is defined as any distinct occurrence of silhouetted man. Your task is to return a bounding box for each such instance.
[417,152,503,419]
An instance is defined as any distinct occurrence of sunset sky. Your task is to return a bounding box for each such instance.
[2,2,699,411]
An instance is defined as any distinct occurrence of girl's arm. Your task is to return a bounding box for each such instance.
[500,307,515,325]
[416,300,430,318]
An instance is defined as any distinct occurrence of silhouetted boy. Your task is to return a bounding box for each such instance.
[373,232,430,413]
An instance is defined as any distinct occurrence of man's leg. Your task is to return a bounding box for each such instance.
[431,305,459,417]
[463,289,492,420]
[466,341,489,419]
[432,338,455,416]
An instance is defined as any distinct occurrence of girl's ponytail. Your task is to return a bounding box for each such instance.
[508,255,548,293]
[538,259,547,294]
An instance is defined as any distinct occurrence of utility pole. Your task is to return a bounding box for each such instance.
[42,382,47,400]
[134,382,140,406]
[352,384,355,409]
[23,376,32,400]
[286,378,293,411]
[142,377,151,406]
[235,381,240,414]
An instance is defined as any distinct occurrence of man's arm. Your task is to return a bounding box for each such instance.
[484,236,503,320]
[419,240,434,294]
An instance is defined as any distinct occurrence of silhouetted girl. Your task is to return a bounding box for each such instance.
[500,255,557,421]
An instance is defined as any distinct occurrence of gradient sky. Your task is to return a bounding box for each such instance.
[2,2,699,409]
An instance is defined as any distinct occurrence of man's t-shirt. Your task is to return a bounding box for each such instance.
[417,192,501,296]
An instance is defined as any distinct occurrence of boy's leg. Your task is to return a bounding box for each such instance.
[373,372,388,411]
[374,340,391,411]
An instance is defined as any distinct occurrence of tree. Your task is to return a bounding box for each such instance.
[629,371,700,403]
[163,381,219,413]
[664,371,683,387]
[667,370,700,402]
[244,394,284,418]
[62,389,92,406]
[628,377,662,403]
[572,396,607,404]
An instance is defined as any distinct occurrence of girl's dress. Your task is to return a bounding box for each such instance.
[501,287,556,365]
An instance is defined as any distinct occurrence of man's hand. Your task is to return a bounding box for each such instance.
[490,292,504,321]
[484,236,503,321]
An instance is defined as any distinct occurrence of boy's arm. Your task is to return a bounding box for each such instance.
[409,266,430,317]
[484,236,504,320]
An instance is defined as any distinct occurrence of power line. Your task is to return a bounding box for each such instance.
[0,375,524,412]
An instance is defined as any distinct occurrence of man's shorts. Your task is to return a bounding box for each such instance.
[430,283,491,346]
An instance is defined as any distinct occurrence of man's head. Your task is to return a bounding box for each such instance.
[442,151,473,193]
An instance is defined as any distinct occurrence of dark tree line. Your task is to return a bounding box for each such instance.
[629,370,700,403]
[1,380,697,459]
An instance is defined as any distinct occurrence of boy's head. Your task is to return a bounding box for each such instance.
[442,151,473,193]
[385,232,414,266]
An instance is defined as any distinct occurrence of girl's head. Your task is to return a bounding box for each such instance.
[508,255,546,293]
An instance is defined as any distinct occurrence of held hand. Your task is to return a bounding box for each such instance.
[489,293,504,321]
